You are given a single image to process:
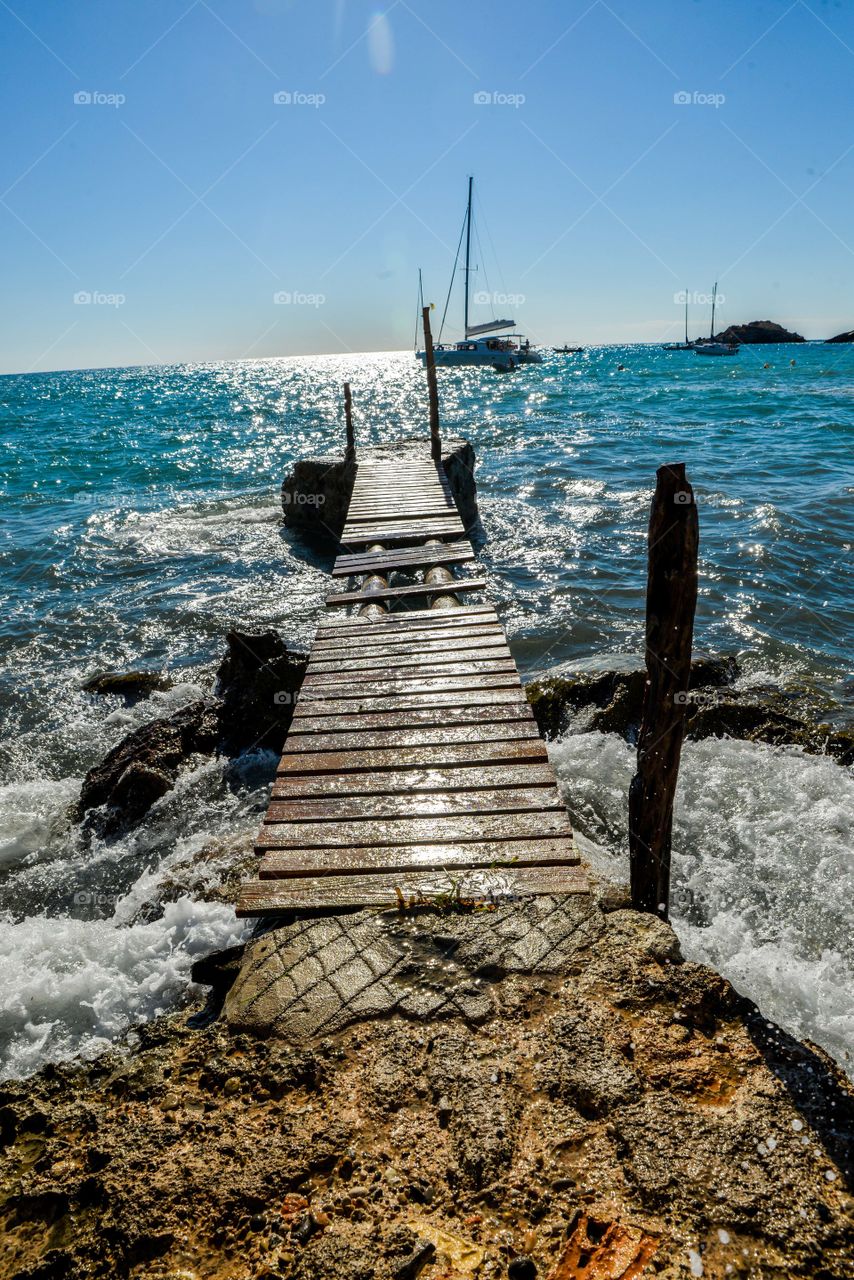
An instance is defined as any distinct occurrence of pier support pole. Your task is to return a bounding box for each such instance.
[344,382,355,463]
[628,463,698,920]
[421,306,442,463]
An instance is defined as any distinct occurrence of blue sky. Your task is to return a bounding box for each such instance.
[2,0,854,372]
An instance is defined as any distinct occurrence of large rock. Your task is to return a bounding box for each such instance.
[215,629,308,757]
[826,329,854,343]
[82,671,173,702]
[3,899,851,1279]
[525,657,854,764]
[714,320,805,343]
[77,631,308,833]
[76,699,220,832]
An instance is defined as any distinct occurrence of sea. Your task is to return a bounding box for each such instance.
[1,346,852,1081]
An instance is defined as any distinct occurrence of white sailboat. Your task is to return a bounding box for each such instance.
[694,282,739,357]
[417,177,541,371]
[662,294,693,350]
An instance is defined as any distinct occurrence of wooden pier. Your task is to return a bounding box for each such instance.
[237,450,587,916]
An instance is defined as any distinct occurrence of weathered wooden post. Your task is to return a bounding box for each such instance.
[421,305,442,463]
[344,382,355,463]
[628,462,699,919]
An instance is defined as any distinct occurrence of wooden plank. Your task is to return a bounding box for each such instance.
[308,635,510,662]
[309,636,507,663]
[258,836,579,879]
[340,522,465,547]
[236,864,588,915]
[271,763,556,797]
[286,706,535,737]
[304,661,516,687]
[306,651,513,678]
[290,690,531,716]
[310,627,505,655]
[296,674,520,699]
[277,739,548,774]
[332,543,474,577]
[325,579,485,607]
[265,787,563,823]
[317,605,497,633]
[284,722,538,751]
[255,810,572,849]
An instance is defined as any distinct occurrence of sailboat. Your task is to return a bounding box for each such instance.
[662,294,693,350]
[417,177,541,371]
[694,283,739,357]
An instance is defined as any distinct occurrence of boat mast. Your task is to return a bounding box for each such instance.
[463,175,473,337]
[710,281,717,340]
[415,268,423,350]
[685,293,689,344]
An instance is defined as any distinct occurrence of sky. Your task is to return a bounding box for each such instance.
[1,0,854,372]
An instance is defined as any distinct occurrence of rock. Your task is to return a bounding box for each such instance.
[76,699,221,833]
[825,329,854,343]
[83,671,173,701]
[714,320,806,343]
[525,658,853,764]
[215,629,308,757]
[525,654,738,741]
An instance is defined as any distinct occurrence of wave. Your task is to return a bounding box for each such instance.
[548,732,854,1075]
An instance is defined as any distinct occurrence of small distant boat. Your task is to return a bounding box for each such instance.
[693,282,739,357]
[553,345,584,354]
[694,341,739,357]
[416,177,541,371]
[662,293,694,350]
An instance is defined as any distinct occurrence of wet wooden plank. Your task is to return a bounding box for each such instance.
[290,689,531,716]
[307,638,511,667]
[303,660,517,687]
[296,673,520,699]
[255,809,572,849]
[308,638,512,664]
[271,763,556,797]
[306,654,513,681]
[258,836,579,879]
[265,787,563,824]
[288,704,533,733]
[325,579,486,607]
[284,722,537,751]
[237,864,588,915]
[277,739,548,775]
[340,521,465,547]
[332,543,474,577]
[317,605,497,633]
[310,628,505,656]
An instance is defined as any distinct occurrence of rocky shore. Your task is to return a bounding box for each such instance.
[713,321,806,344]
[1,892,852,1279]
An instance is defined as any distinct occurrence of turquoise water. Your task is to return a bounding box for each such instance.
[1,346,853,1077]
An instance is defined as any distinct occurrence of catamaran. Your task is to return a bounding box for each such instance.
[694,282,739,357]
[417,177,541,372]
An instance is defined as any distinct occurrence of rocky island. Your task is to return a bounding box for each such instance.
[713,321,806,344]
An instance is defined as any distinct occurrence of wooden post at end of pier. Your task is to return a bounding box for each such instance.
[628,462,699,920]
[344,382,355,463]
[421,305,442,463]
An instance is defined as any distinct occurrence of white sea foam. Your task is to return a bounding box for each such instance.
[0,898,246,1080]
[549,732,854,1074]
